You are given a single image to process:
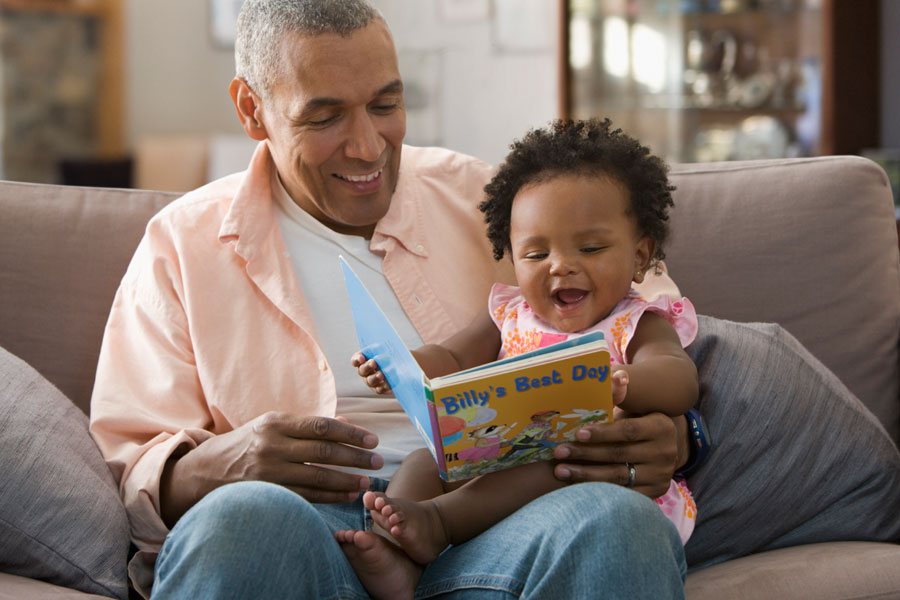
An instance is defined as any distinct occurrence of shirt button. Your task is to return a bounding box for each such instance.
[415,244,425,253]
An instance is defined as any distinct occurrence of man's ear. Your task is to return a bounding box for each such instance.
[633,237,655,283]
[229,77,268,141]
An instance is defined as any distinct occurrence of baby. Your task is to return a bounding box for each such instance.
[336,118,699,599]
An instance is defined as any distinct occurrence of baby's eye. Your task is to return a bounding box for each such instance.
[581,246,605,254]
[524,251,548,260]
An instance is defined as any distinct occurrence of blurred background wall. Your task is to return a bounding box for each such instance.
[0,0,897,192]
[124,0,559,174]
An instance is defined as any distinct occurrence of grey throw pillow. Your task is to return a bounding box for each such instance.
[0,347,129,599]
[684,316,900,569]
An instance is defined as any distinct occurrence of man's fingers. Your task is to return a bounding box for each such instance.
[254,412,379,449]
[247,413,384,475]
[550,412,682,499]
[276,436,384,471]
[287,485,364,504]
[554,462,624,485]
[554,461,671,499]
[273,461,369,494]
[553,437,666,465]
[575,413,671,444]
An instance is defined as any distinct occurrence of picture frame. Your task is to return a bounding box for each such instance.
[209,0,245,49]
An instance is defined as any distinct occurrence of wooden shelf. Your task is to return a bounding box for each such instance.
[558,0,880,161]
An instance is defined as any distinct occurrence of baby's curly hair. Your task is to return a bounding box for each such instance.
[480,118,675,264]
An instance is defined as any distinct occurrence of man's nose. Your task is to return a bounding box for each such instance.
[345,111,385,161]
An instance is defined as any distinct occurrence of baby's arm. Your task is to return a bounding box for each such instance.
[352,309,501,394]
[616,312,699,417]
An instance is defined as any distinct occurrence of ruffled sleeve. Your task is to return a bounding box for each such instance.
[610,294,698,362]
[488,283,525,329]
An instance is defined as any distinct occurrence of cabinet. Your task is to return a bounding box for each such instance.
[0,0,123,183]
[558,0,879,163]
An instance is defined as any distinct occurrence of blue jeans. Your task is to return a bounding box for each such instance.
[152,479,686,599]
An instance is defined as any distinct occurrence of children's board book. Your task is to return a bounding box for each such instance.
[339,256,613,481]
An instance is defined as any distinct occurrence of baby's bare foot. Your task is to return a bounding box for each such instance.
[334,529,421,600]
[362,490,450,565]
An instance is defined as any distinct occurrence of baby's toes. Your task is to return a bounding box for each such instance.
[371,495,388,511]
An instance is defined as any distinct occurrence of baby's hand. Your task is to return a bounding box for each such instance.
[611,369,629,407]
[351,351,392,395]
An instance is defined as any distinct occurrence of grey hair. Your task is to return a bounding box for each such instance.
[235,0,383,99]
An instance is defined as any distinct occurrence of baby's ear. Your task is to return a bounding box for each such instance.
[633,237,655,283]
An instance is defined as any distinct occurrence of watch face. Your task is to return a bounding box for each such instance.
[677,409,711,477]
[691,410,710,446]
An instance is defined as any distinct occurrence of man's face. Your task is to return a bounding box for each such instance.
[258,21,406,238]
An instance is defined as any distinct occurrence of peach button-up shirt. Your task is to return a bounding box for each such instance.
[90,142,514,553]
[89,140,680,560]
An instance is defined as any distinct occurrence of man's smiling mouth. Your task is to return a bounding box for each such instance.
[334,169,382,183]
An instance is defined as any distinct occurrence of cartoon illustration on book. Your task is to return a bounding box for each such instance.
[340,256,614,481]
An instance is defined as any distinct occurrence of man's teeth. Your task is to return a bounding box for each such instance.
[338,170,381,183]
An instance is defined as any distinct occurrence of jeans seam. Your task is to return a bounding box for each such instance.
[415,574,523,598]
[333,583,374,600]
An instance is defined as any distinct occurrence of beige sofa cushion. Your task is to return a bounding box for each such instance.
[667,156,900,443]
[0,181,178,414]
[0,572,113,600]
[685,542,900,599]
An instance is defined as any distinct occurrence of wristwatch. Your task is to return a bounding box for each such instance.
[675,408,711,477]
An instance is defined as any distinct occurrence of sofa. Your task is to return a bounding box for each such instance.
[1,155,899,599]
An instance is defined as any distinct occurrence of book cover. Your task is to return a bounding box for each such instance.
[340,256,614,481]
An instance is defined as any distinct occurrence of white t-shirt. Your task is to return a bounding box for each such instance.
[271,176,426,478]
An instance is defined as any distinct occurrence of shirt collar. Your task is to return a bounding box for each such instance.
[219,142,429,259]
[217,140,277,262]
[371,145,429,258]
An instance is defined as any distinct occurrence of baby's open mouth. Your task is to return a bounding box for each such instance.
[553,288,588,306]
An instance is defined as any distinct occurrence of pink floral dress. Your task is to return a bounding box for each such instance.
[489,283,699,545]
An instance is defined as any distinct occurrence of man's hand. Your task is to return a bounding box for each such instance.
[551,411,688,499]
[160,411,383,527]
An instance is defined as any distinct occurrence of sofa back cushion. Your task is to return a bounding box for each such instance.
[0,181,178,414]
[666,156,900,443]
[1,156,898,444]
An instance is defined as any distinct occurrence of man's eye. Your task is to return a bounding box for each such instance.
[372,102,400,113]
[308,116,336,126]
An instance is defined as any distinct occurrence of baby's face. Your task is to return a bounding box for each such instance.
[509,173,651,333]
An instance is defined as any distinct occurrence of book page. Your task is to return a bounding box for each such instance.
[340,257,439,460]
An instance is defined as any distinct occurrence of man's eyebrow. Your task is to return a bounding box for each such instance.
[376,79,404,96]
[298,79,404,117]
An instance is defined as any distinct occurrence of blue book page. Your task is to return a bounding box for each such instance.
[339,257,437,459]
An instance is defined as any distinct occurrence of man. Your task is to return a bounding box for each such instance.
[90,1,691,597]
